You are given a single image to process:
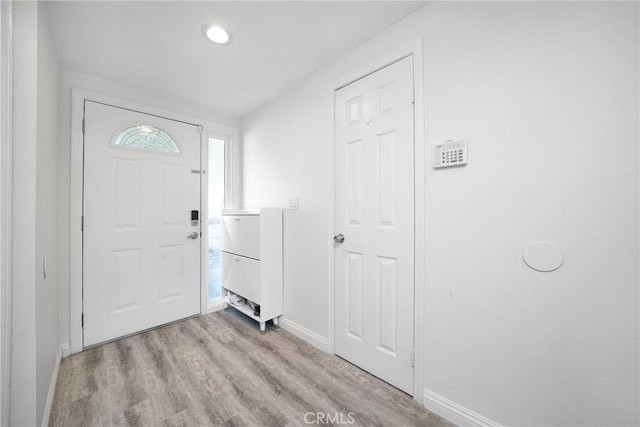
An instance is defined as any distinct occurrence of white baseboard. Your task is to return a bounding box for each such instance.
[422,388,502,427]
[60,343,70,358]
[41,346,63,427]
[279,317,327,352]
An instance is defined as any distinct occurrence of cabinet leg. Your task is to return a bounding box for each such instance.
[273,317,279,327]
[260,322,266,333]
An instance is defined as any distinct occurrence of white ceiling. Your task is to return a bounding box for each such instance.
[48,1,426,118]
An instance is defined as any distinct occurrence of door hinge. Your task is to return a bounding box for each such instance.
[197,125,203,135]
[82,118,86,134]
[81,313,84,328]
[411,349,415,367]
[81,215,84,231]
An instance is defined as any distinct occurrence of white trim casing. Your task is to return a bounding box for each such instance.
[198,127,206,315]
[41,346,63,427]
[206,297,226,314]
[69,89,84,354]
[327,95,335,355]
[279,317,327,352]
[422,389,503,427]
[69,88,240,354]
[0,1,12,425]
[328,38,426,401]
[412,38,427,405]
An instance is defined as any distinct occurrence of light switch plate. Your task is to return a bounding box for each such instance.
[289,196,299,210]
[433,139,468,168]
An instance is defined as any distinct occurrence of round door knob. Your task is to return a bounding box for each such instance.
[333,233,345,244]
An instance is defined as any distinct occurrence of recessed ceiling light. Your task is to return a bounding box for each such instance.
[205,26,230,44]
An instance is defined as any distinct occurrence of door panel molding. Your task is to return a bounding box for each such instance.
[69,88,239,354]
[328,38,425,401]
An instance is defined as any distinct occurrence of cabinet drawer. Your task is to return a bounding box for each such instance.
[221,252,261,304]
[221,215,260,259]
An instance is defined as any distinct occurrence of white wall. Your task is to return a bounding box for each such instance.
[56,70,240,347]
[10,2,61,424]
[241,2,639,426]
[242,79,332,336]
[10,2,38,424]
[35,2,60,423]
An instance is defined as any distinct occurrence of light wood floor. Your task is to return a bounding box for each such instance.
[51,310,454,427]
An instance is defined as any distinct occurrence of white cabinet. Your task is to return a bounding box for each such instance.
[221,252,261,303]
[221,214,261,259]
[220,208,282,332]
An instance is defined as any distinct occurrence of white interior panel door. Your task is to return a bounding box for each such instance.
[83,101,201,347]
[334,56,415,394]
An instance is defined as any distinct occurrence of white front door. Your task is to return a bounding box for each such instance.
[334,56,415,394]
[83,101,201,347]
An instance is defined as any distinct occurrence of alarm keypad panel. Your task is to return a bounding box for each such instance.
[433,139,468,168]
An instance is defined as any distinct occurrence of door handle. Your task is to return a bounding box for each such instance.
[187,232,199,240]
[333,233,345,244]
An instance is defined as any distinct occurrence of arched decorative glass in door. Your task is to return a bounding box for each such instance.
[113,124,180,154]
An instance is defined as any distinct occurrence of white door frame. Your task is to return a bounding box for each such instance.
[69,88,239,354]
[328,38,426,401]
[202,129,237,313]
[0,0,12,423]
